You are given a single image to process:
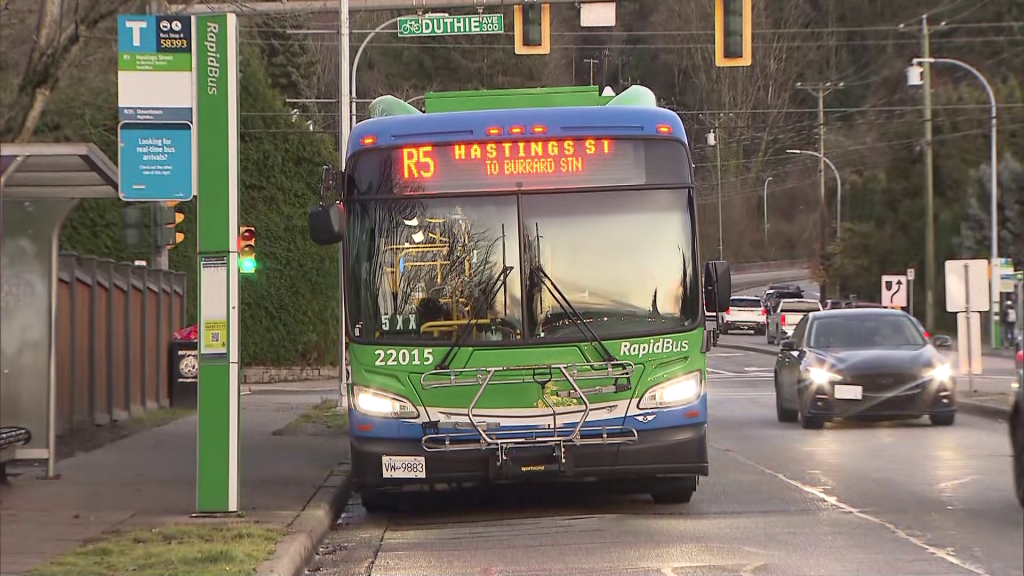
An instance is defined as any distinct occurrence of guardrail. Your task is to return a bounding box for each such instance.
[730,259,810,275]
[731,264,812,292]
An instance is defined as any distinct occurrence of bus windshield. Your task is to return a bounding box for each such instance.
[344,139,700,345]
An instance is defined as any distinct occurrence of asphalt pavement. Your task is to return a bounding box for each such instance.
[305,345,1023,576]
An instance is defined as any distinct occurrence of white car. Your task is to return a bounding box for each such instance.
[767,298,822,344]
[722,296,766,335]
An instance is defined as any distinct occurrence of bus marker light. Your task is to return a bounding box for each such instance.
[531,125,547,134]
[357,423,373,432]
[656,124,673,134]
[685,410,701,418]
[486,126,503,136]
[509,125,525,135]
[361,135,377,146]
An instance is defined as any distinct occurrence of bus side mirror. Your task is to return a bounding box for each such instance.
[704,260,732,313]
[308,202,345,246]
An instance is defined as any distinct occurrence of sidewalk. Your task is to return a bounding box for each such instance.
[0,389,350,575]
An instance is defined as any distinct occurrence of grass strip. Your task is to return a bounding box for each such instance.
[28,524,284,576]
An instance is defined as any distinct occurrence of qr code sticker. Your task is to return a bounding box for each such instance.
[211,332,221,342]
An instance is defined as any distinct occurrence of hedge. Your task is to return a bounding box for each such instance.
[58,42,339,367]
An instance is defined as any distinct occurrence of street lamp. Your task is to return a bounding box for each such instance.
[908,56,999,343]
[351,16,404,125]
[786,150,843,236]
[763,176,773,246]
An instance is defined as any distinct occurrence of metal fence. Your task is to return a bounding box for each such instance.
[55,252,188,435]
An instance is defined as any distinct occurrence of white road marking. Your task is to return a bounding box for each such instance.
[710,352,744,357]
[709,392,775,398]
[716,446,992,576]
[708,368,739,376]
[936,476,978,489]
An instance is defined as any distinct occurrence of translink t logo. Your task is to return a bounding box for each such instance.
[125,20,147,47]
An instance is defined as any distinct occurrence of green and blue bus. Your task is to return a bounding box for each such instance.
[308,85,731,510]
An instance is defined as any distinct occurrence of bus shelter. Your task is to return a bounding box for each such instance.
[0,143,118,478]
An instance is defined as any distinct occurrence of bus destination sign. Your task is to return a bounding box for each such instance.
[391,138,647,193]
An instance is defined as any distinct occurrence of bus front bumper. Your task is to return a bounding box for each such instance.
[351,422,709,492]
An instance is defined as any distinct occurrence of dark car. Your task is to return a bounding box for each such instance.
[1011,339,1023,507]
[773,308,956,429]
[763,287,804,313]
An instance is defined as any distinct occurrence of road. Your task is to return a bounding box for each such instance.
[306,345,1023,576]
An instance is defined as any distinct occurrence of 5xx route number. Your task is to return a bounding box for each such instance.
[374,348,434,366]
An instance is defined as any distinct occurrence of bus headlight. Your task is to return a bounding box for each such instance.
[353,386,419,419]
[638,371,703,409]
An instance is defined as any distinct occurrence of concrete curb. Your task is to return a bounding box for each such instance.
[957,399,1012,421]
[255,465,354,576]
[717,343,1014,422]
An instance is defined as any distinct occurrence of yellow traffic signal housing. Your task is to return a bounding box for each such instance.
[154,201,186,248]
[715,0,752,67]
[238,225,257,274]
[514,3,550,55]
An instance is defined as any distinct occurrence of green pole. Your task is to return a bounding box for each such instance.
[194,12,241,513]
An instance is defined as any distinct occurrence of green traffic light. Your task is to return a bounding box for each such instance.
[240,258,257,273]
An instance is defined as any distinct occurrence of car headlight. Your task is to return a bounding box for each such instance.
[353,385,419,419]
[808,367,842,385]
[927,364,952,381]
[638,371,703,409]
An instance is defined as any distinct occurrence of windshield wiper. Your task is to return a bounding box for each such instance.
[530,265,618,365]
[434,265,515,370]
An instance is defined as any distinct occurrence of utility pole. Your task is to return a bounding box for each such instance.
[900,14,939,331]
[796,81,844,304]
[921,15,936,333]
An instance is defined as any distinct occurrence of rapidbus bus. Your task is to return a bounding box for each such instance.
[308,85,731,510]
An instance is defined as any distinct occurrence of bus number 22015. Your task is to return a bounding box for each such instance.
[374,348,434,366]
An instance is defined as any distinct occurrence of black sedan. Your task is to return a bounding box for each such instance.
[773,308,956,429]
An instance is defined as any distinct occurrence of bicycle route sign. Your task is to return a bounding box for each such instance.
[397,14,504,37]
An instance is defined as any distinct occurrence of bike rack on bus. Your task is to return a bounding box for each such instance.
[418,361,639,470]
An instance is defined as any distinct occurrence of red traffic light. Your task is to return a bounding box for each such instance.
[240,228,255,242]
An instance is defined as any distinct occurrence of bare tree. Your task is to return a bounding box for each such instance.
[4,0,147,141]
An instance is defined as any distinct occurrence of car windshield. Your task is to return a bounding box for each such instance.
[780,301,821,312]
[807,315,927,348]
[730,297,761,308]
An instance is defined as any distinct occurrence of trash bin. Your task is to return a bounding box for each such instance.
[168,339,198,409]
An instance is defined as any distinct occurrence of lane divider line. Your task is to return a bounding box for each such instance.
[711,443,992,576]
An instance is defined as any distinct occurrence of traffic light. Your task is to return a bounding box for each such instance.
[153,201,186,248]
[715,0,752,67]
[514,3,550,55]
[238,225,256,274]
